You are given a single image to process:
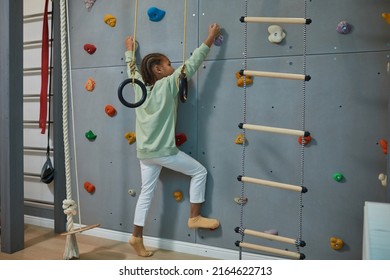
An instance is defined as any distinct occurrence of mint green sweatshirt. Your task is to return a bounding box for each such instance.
[125,43,211,159]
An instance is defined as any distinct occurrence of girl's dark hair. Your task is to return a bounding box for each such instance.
[140,53,167,86]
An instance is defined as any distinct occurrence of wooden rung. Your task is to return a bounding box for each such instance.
[241,69,311,81]
[235,227,306,247]
[238,175,307,193]
[240,16,311,25]
[60,224,100,236]
[239,123,310,138]
[236,241,305,260]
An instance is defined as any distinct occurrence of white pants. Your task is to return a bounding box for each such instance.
[133,151,207,227]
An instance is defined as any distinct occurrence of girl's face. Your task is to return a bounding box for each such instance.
[158,57,174,77]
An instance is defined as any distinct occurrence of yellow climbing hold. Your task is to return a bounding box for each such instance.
[330,237,344,250]
[173,191,183,202]
[382,13,390,24]
[236,71,253,87]
[124,132,136,144]
[235,133,246,145]
[104,14,117,27]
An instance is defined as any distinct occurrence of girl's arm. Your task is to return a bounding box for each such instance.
[168,23,221,89]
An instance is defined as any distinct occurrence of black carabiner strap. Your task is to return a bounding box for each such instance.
[178,73,188,103]
[178,65,188,103]
[118,78,147,108]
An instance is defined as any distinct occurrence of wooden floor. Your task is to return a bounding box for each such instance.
[0,224,212,260]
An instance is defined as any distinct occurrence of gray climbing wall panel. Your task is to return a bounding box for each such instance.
[67,0,390,259]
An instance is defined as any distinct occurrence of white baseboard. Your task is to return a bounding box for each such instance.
[24,215,279,260]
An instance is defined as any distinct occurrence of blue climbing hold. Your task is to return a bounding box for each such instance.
[147,7,166,22]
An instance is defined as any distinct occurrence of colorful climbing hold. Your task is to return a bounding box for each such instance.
[175,133,187,146]
[84,181,96,194]
[268,25,286,44]
[379,139,388,155]
[85,78,96,92]
[333,172,344,182]
[298,135,312,146]
[336,21,352,34]
[382,13,390,24]
[234,197,248,205]
[330,237,344,250]
[378,173,387,187]
[236,71,253,87]
[83,44,97,55]
[214,34,224,46]
[235,133,246,145]
[124,132,136,145]
[104,14,117,27]
[128,189,137,197]
[147,7,166,22]
[105,104,117,117]
[84,0,96,11]
[85,130,97,141]
[173,191,183,202]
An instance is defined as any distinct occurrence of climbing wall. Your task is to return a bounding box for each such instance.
[67,0,390,259]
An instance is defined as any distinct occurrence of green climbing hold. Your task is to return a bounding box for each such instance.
[85,130,97,141]
[333,172,344,182]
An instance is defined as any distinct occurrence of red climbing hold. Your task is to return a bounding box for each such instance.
[84,44,97,55]
[84,181,96,194]
[105,104,117,117]
[379,139,388,155]
[175,133,187,146]
[298,135,312,145]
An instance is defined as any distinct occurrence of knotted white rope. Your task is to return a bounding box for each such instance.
[60,0,79,260]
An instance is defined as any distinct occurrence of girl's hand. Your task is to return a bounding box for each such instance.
[125,35,134,51]
[204,23,221,47]
[208,23,221,39]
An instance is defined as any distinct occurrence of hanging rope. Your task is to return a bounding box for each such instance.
[117,0,147,108]
[130,0,139,82]
[61,0,100,259]
[59,0,79,260]
[178,0,188,102]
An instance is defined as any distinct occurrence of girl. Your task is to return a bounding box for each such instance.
[125,23,221,257]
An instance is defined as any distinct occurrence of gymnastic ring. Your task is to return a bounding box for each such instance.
[117,78,147,108]
[178,73,188,103]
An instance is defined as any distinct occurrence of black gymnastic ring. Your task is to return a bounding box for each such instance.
[117,78,147,108]
[178,73,188,103]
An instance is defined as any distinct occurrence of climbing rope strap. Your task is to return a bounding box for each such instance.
[39,0,49,134]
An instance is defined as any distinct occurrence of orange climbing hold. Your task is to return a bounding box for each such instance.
[173,191,183,202]
[235,133,246,145]
[379,139,387,155]
[84,181,96,194]
[85,78,96,92]
[330,237,344,250]
[124,132,136,144]
[298,135,312,145]
[105,104,117,117]
[236,71,253,87]
[382,13,390,24]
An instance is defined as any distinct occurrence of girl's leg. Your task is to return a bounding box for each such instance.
[154,151,219,229]
[130,159,162,257]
